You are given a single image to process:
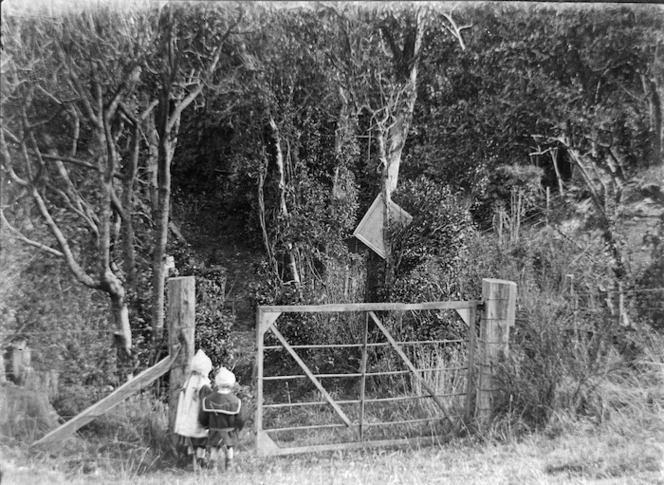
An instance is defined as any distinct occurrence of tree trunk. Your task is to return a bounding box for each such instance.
[268,116,301,287]
[644,76,662,166]
[567,147,626,280]
[257,160,278,277]
[107,277,132,377]
[0,153,4,253]
[268,117,289,217]
[374,87,418,286]
[550,148,565,196]
[151,127,176,340]
[653,41,664,165]
[98,110,136,370]
[121,120,140,296]
[381,97,417,201]
[379,9,425,202]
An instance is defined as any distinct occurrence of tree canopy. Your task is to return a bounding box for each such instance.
[2,2,662,380]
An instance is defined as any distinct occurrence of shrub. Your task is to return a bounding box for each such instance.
[66,393,176,475]
[193,267,234,369]
[252,247,367,401]
[0,239,118,389]
[482,227,646,434]
[634,217,664,331]
[493,284,619,432]
[389,176,474,284]
[472,164,545,228]
[171,242,235,370]
[51,385,99,421]
[1,382,61,445]
[385,177,476,345]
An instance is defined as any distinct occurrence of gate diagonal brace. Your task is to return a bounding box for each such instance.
[269,325,359,437]
[368,311,460,434]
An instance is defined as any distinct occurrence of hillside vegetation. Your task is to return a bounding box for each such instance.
[1,1,663,482]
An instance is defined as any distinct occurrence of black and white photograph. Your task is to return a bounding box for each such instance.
[1,1,663,483]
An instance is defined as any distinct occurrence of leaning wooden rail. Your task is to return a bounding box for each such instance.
[32,347,180,447]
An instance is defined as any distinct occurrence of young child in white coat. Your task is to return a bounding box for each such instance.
[173,349,212,469]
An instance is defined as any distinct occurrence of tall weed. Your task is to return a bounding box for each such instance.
[409,344,469,420]
[49,392,176,476]
[477,226,661,438]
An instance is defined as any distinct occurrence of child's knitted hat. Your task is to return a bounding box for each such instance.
[214,367,236,388]
[191,349,212,376]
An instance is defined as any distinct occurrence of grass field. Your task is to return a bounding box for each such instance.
[2,358,663,485]
[3,411,663,485]
[2,317,662,485]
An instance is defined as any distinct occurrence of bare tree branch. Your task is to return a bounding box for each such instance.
[0,209,65,258]
[37,152,122,179]
[30,184,100,289]
[440,11,470,51]
[0,128,30,187]
[52,158,101,234]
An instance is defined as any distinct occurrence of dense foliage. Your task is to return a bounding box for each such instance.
[2,2,662,435]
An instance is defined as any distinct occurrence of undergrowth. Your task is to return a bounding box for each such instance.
[30,393,179,477]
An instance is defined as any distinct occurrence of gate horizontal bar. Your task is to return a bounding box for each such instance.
[257,435,447,457]
[361,417,448,427]
[264,343,367,350]
[260,301,481,313]
[263,391,467,409]
[264,399,361,409]
[263,366,469,381]
[264,372,364,381]
[264,415,451,434]
[263,338,467,351]
[363,392,466,403]
[266,423,349,433]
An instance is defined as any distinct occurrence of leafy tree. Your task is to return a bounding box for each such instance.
[522,6,663,279]
[1,8,150,370]
[322,4,468,203]
[406,4,664,279]
[386,177,475,340]
[142,3,244,338]
[1,4,246,375]
[390,177,474,283]
[213,4,360,298]
[0,239,116,387]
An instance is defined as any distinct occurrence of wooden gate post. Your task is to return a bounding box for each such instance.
[168,276,196,433]
[476,278,516,425]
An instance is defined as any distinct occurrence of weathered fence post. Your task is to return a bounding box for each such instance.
[168,276,196,433]
[0,352,5,384]
[7,341,33,386]
[476,278,517,425]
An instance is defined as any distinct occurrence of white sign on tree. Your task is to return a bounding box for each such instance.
[353,194,412,259]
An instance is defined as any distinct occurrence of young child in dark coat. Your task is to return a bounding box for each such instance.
[199,366,247,470]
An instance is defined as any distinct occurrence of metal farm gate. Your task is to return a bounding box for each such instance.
[255,279,516,456]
